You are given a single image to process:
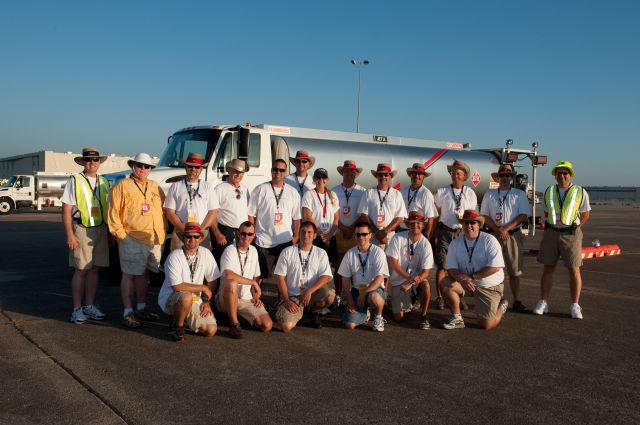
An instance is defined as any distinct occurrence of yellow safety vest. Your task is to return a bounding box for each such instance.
[544,184,583,226]
[73,174,109,227]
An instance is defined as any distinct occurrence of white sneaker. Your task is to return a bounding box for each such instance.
[365,309,371,323]
[532,299,549,315]
[372,315,386,332]
[70,308,88,324]
[570,303,583,319]
[442,316,465,330]
[498,299,509,316]
[319,307,331,316]
[83,305,106,321]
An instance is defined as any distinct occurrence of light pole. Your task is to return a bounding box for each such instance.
[350,59,369,133]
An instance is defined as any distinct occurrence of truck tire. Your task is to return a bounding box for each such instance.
[0,198,14,215]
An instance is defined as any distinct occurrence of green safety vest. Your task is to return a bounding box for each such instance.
[73,173,109,227]
[544,184,583,226]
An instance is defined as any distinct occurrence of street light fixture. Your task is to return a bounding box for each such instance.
[350,59,370,133]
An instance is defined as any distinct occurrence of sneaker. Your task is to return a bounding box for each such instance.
[419,316,431,330]
[171,325,185,342]
[372,315,386,332]
[229,323,244,339]
[121,312,142,328]
[310,312,323,329]
[512,300,530,313]
[435,296,445,310]
[70,308,88,324]
[136,308,159,322]
[570,303,583,319]
[443,316,465,330]
[82,305,106,321]
[330,295,344,311]
[498,299,509,316]
[402,305,413,314]
[532,299,549,315]
[365,309,371,323]
[319,307,331,316]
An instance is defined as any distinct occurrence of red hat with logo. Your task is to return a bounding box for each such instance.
[337,160,363,176]
[371,163,398,178]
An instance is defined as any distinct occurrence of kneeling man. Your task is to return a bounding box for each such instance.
[339,221,389,331]
[275,221,335,332]
[439,210,507,330]
[157,222,219,342]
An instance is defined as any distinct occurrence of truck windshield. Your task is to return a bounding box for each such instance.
[157,128,222,168]
[2,176,17,187]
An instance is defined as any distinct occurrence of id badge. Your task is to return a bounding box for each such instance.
[376,214,385,227]
[320,221,330,231]
[358,284,367,294]
[274,212,284,226]
[90,206,100,218]
[192,294,200,302]
[406,265,413,275]
[188,212,197,222]
[495,211,503,225]
[342,205,351,217]
[141,203,151,215]
[454,207,463,220]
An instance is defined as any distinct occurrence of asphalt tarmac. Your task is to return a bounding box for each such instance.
[1,204,639,425]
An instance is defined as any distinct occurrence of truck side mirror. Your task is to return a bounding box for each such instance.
[238,127,250,159]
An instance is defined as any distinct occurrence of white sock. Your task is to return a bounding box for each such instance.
[454,313,463,320]
[73,307,82,312]
[136,303,146,311]
[84,304,93,309]
[374,314,382,319]
[123,308,134,317]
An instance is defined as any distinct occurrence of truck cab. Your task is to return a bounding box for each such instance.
[0,175,35,214]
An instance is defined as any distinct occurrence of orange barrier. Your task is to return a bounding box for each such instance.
[528,245,622,259]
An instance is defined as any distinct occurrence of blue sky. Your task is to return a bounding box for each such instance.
[1,0,638,187]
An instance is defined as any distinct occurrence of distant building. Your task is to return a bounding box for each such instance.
[0,150,133,178]
[584,187,640,203]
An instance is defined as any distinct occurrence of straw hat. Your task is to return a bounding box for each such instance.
[337,160,362,176]
[74,147,108,166]
[127,153,156,169]
[406,163,432,177]
[177,222,206,239]
[491,164,515,181]
[289,150,316,167]
[457,210,485,227]
[370,163,398,178]
[182,152,209,167]
[447,160,470,180]
[405,211,427,224]
[225,159,249,173]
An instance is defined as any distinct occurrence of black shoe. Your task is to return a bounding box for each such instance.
[308,311,322,329]
[229,323,244,339]
[171,326,185,342]
[512,300,530,314]
[136,308,160,322]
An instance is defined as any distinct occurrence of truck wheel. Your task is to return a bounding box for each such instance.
[0,198,14,215]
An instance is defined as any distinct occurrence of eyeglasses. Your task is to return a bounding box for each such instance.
[556,171,570,176]
[134,163,152,169]
[84,158,100,163]
[498,173,512,177]
[271,167,287,173]
[239,231,254,237]
[235,188,241,199]
[355,232,370,237]
[377,173,391,178]
[184,234,201,240]
[187,165,202,170]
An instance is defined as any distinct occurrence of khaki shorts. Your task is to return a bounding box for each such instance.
[390,284,414,315]
[275,286,336,325]
[537,227,583,268]
[474,283,504,320]
[496,231,524,277]
[69,223,109,270]
[436,225,462,267]
[215,293,269,325]
[335,229,356,254]
[165,291,217,332]
[118,236,161,275]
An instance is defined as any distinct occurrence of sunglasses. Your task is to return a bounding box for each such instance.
[134,163,152,169]
[377,173,391,177]
[498,173,512,177]
[235,188,241,199]
[355,232,370,237]
[297,159,310,164]
[84,158,100,163]
[184,234,201,240]
[187,165,202,170]
[464,221,479,226]
[556,171,570,176]
[239,231,255,237]
[271,167,287,173]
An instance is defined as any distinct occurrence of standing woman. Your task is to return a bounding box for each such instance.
[302,168,339,260]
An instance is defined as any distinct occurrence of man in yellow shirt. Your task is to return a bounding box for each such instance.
[109,153,166,328]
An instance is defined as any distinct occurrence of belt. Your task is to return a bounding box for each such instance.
[508,227,521,235]
[547,225,572,232]
[438,222,462,233]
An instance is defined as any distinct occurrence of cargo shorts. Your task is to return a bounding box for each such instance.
[69,222,109,270]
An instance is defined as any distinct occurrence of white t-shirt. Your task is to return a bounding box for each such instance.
[301,189,340,234]
[480,187,530,227]
[399,185,439,230]
[385,232,434,286]
[273,244,333,296]
[212,182,250,228]
[285,173,315,199]
[434,185,478,229]
[61,174,101,218]
[541,185,591,226]
[158,247,221,312]
[445,232,504,288]
[338,244,389,289]
[220,244,261,300]
[331,183,366,226]
[248,182,302,248]
[357,187,408,242]
[163,178,216,225]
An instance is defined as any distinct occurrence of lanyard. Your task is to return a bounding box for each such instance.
[184,178,201,205]
[463,236,479,275]
[377,187,390,209]
[407,186,420,206]
[450,185,464,210]
[183,248,199,283]
[131,175,148,201]
[270,182,284,210]
[342,184,354,205]
[407,234,415,263]
[357,247,371,278]
[315,189,328,218]
[80,173,100,200]
[236,244,249,277]
[297,175,308,196]
[556,184,573,207]
[497,188,511,209]
[298,245,313,285]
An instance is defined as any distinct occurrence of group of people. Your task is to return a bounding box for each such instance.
[62,146,591,341]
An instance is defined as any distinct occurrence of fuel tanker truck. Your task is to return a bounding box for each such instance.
[0,172,70,215]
